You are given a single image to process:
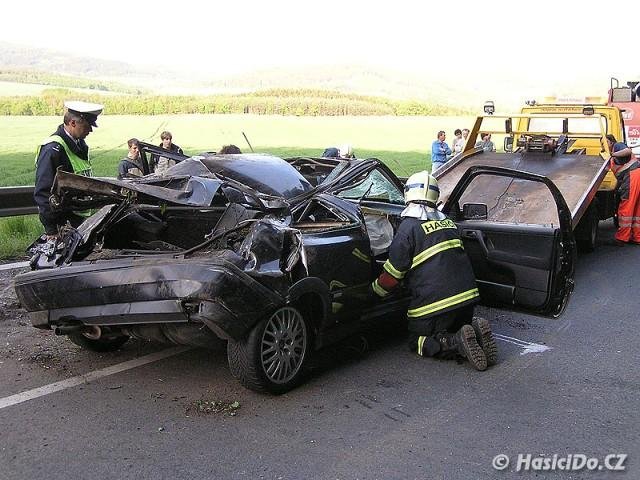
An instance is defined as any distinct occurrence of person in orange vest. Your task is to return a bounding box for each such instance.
[34,100,103,240]
[371,171,497,370]
[606,134,640,244]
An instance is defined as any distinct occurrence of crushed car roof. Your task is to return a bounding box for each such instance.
[52,155,315,209]
[198,153,313,199]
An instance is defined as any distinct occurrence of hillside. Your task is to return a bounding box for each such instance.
[0,41,157,79]
[1,41,635,112]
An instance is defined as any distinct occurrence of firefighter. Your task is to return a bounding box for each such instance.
[607,135,640,244]
[34,100,103,240]
[371,171,497,370]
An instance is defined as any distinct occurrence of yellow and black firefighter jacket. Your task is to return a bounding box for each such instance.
[372,216,480,330]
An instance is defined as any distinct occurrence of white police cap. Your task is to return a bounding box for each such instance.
[64,100,104,127]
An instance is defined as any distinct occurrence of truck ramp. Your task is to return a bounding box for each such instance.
[436,149,610,228]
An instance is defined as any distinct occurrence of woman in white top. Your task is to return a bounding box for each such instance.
[452,129,465,154]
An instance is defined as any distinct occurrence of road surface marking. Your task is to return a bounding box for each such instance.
[493,333,551,355]
[558,319,572,333]
[0,261,29,272]
[0,346,191,411]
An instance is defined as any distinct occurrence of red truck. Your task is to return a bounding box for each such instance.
[608,78,640,155]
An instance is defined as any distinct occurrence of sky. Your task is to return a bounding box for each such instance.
[1,0,638,87]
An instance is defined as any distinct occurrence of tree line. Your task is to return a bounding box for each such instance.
[0,88,473,117]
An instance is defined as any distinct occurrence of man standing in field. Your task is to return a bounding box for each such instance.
[34,100,103,239]
[117,138,149,179]
[150,131,184,174]
[431,131,452,173]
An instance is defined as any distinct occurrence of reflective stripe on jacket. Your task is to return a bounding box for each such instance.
[383,217,479,325]
[36,135,93,177]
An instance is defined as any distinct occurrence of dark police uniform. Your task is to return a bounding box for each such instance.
[34,125,93,235]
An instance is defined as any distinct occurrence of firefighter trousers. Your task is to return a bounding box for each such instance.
[408,305,475,357]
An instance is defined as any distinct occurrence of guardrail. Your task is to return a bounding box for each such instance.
[0,186,37,217]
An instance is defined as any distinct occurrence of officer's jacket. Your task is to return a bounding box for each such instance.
[34,124,91,234]
[382,216,479,321]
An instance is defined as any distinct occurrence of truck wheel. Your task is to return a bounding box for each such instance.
[575,200,599,253]
[227,305,311,394]
[68,331,129,352]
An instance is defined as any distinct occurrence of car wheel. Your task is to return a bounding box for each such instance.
[227,305,311,394]
[576,199,599,253]
[68,331,130,352]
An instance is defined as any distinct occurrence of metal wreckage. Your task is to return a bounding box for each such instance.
[14,143,575,393]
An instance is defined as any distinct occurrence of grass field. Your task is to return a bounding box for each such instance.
[0,113,473,258]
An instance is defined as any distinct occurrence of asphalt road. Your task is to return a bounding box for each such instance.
[0,219,638,480]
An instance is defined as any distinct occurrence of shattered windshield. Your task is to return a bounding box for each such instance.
[336,168,404,204]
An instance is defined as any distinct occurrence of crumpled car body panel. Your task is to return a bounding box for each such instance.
[15,250,283,341]
[15,153,401,347]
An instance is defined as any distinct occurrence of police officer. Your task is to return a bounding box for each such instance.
[34,100,103,239]
[371,171,497,370]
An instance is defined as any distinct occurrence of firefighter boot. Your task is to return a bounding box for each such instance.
[471,316,498,366]
[433,332,459,360]
[455,325,487,371]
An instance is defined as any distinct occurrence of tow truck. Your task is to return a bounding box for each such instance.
[435,110,615,253]
[514,98,625,239]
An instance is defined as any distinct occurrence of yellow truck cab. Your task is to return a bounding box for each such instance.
[519,97,625,189]
[517,98,625,225]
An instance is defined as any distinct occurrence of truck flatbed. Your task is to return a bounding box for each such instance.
[435,114,612,230]
[436,148,609,228]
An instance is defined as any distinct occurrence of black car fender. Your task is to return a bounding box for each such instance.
[285,277,330,334]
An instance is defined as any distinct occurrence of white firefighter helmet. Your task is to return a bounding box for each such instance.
[404,171,440,207]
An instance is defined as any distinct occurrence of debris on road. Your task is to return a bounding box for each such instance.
[187,398,241,416]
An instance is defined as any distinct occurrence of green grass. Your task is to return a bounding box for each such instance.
[0,113,474,258]
[0,215,41,260]
[1,113,473,184]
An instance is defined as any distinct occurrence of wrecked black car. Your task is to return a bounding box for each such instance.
[14,147,576,393]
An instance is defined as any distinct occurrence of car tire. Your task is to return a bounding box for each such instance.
[575,199,599,253]
[68,332,130,352]
[227,305,311,394]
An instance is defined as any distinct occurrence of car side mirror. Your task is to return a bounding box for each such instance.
[562,118,569,134]
[504,136,514,153]
[462,203,488,220]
